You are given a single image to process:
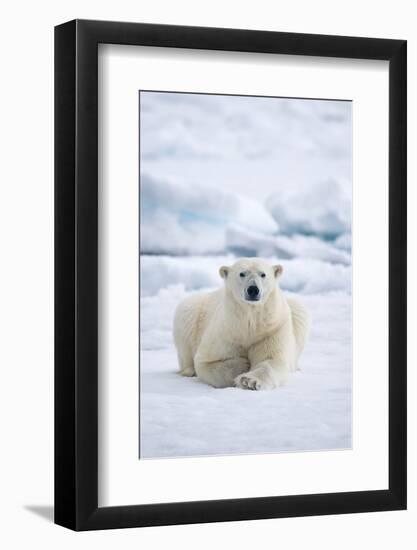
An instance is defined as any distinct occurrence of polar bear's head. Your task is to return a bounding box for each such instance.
[219,258,283,305]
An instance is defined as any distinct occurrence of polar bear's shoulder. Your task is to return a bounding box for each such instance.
[176,288,222,312]
[173,288,223,354]
[174,288,222,330]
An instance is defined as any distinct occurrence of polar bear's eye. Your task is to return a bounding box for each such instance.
[239,272,246,278]
[260,273,266,278]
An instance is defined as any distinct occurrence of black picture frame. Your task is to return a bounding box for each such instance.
[55,19,407,531]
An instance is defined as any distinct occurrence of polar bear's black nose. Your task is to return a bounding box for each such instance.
[247,285,260,297]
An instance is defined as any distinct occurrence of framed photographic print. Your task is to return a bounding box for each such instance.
[55,19,407,530]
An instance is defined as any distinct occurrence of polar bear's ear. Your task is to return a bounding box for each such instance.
[219,266,229,279]
[273,264,283,278]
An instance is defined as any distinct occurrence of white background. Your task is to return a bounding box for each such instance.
[99,46,388,505]
[0,1,415,548]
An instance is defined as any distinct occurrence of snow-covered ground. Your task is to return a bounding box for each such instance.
[139,91,352,459]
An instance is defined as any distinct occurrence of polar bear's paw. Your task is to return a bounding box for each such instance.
[234,367,276,391]
[178,366,196,377]
[216,358,251,387]
[227,357,250,378]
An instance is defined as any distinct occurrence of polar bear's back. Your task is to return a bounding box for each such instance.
[173,289,221,361]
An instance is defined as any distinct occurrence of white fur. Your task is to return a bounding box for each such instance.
[173,258,310,390]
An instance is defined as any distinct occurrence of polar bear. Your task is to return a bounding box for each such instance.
[173,258,310,391]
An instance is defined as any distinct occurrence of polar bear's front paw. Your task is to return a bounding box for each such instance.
[234,368,275,391]
[178,366,196,377]
[219,358,250,386]
[229,357,250,377]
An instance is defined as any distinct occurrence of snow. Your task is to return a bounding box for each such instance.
[267,178,351,239]
[334,232,352,252]
[140,287,351,458]
[139,91,352,459]
[140,173,278,255]
[140,92,352,255]
[226,225,351,265]
[140,92,352,162]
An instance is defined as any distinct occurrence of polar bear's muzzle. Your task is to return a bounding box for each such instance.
[245,284,261,302]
